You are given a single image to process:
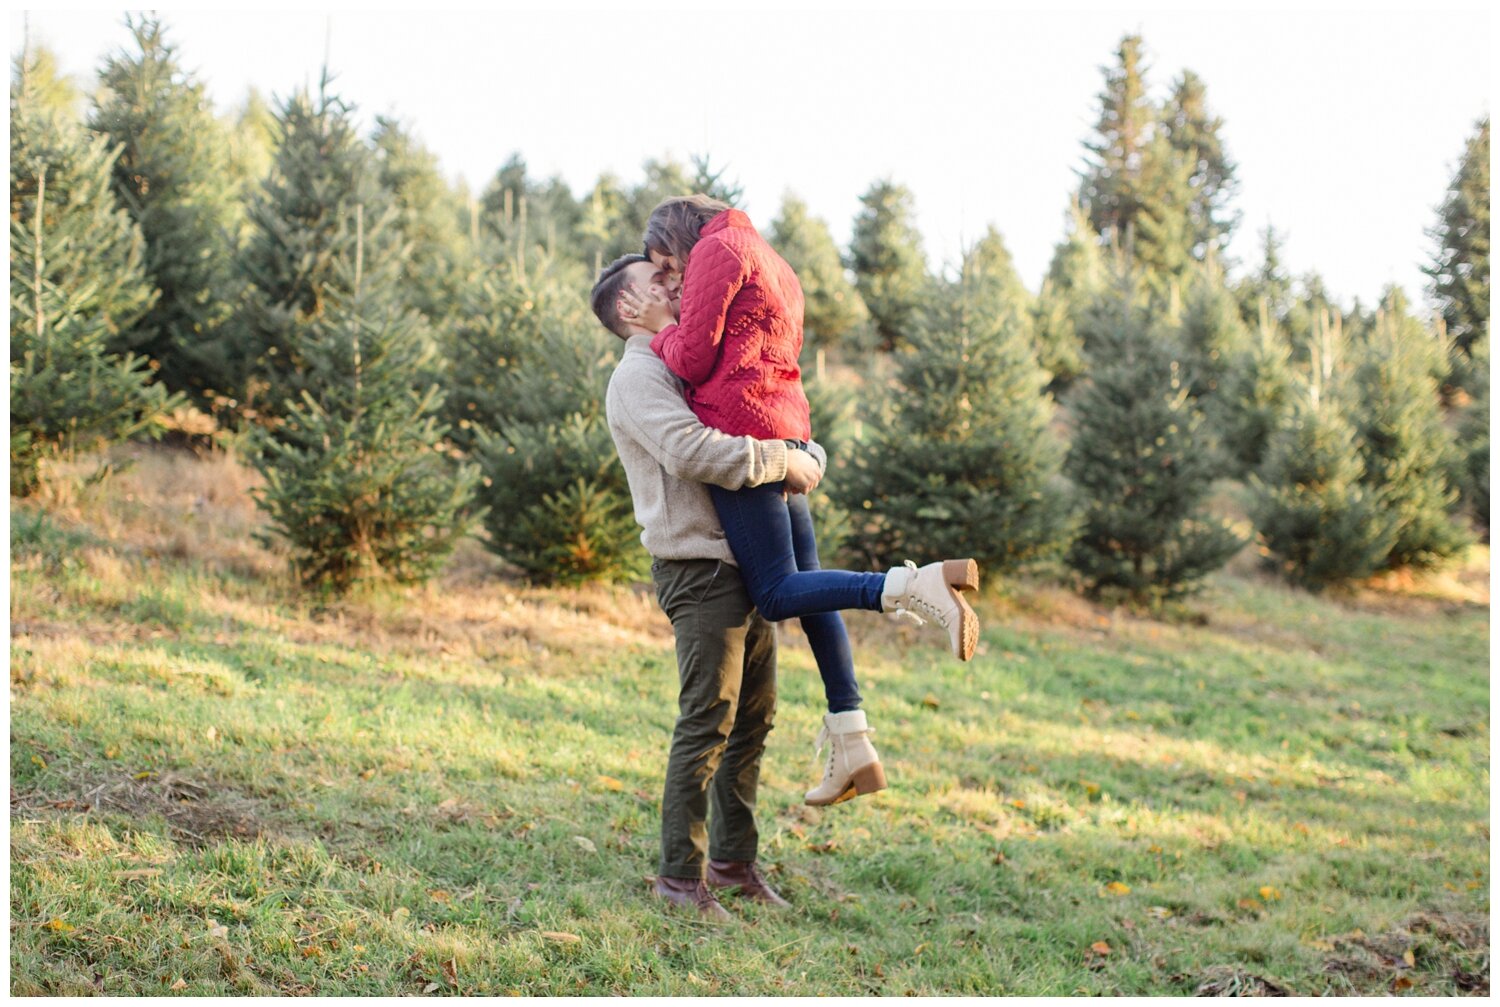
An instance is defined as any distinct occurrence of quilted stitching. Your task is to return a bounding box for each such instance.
[650,210,812,441]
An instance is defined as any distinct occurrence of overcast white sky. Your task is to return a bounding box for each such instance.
[10,3,1492,309]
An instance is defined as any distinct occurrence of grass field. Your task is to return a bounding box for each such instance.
[9,446,1490,995]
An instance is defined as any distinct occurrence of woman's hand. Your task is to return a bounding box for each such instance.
[617,283,675,334]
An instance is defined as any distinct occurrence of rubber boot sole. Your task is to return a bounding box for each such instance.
[943,559,981,661]
[805,761,888,807]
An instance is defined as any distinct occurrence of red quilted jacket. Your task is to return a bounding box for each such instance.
[649,209,812,441]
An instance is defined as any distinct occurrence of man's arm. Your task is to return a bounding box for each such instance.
[607,355,788,491]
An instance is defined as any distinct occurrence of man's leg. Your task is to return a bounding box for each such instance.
[708,608,776,864]
[652,558,756,882]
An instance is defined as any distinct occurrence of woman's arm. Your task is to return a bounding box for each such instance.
[649,238,747,385]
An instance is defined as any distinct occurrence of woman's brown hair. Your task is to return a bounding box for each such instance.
[643,194,731,268]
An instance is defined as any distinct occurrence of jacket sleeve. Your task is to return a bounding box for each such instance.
[649,237,746,385]
[606,357,788,490]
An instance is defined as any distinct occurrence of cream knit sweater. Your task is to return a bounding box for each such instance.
[605,334,826,565]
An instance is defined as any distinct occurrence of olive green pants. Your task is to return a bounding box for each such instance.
[651,558,778,880]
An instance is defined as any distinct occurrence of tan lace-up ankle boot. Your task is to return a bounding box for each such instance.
[880,558,981,660]
[804,710,887,806]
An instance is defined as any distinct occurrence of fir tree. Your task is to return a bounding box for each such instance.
[1078,35,1154,254]
[1248,392,1399,590]
[1032,198,1103,389]
[577,173,630,276]
[372,115,469,326]
[1130,129,1198,296]
[1456,332,1489,538]
[235,74,393,416]
[251,205,480,593]
[1176,253,1251,401]
[1212,301,1296,477]
[690,152,744,206]
[1160,69,1239,258]
[10,60,176,494]
[89,14,241,400]
[769,192,870,357]
[9,41,80,120]
[1063,272,1243,603]
[1349,304,1472,570]
[837,236,1074,574]
[1424,116,1489,359]
[848,178,931,352]
[223,89,277,241]
[1235,223,1293,328]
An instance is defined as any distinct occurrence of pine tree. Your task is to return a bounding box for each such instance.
[848,178,931,352]
[1248,392,1399,590]
[1456,332,1489,538]
[577,173,630,276]
[1212,301,1297,477]
[1424,116,1489,359]
[1235,223,1293,328]
[251,205,480,593]
[836,235,1074,574]
[223,89,277,242]
[1176,253,1251,401]
[372,115,469,326]
[9,42,80,120]
[235,74,393,417]
[1063,272,1243,603]
[1131,129,1198,295]
[11,57,176,495]
[1078,35,1154,254]
[1160,69,1239,259]
[1032,198,1103,389]
[769,192,870,357]
[1349,303,1472,570]
[690,152,744,205]
[89,14,241,400]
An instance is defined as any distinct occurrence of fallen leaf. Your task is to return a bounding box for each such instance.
[1082,781,1101,796]
[1237,898,1261,910]
[1102,881,1131,896]
[914,942,928,955]
[423,982,441,993]
[1259,886,1282,901]
[921,694,940,710]
[540,931,581,944]
[171,978,187,990]
[441,958,458,985]
[595,775,625,792]
[1009,799,1026,809]
[205,726,218,742]
[429,889,452,903]
[206,918,228,941]
[1402,949,1415,968]
[1146,906,1172,920]
[31,755,46,769]
[1090,941,1112,955]
[1393,976,1414,991]
[45,918,74,933]
[572,836,597,854]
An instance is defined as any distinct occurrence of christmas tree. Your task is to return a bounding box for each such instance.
[1211,300,1296,477]
[251,205,480,593]
[1064,270,1242,602]
[837,231,1074,574]
[1424,117,1488,360]
[89,14,240,401]
[1032,199,1103,390]
[848,178,932,352]
[769,192,870,358]
[10,53,176,494]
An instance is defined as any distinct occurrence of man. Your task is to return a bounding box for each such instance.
[591,253,824,920]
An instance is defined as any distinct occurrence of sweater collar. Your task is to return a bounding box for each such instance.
[702,208,752,237]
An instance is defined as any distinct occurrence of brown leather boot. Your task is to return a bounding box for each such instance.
[653,876,732,921]
[707,859,791,910]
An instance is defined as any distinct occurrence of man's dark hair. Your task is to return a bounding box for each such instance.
[590,252,649,339]
[643,194,731,268]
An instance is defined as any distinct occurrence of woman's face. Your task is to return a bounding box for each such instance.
[648,249,684,280]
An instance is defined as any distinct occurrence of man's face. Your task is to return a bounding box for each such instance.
[624,260,681,322]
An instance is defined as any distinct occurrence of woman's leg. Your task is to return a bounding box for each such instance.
[708,483,886,624]
[783,492,862,713]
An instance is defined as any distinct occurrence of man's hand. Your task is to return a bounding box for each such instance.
[618,283,675,334]
[783,448,822,496]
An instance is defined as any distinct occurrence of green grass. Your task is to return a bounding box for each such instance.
[9,456,1491,995]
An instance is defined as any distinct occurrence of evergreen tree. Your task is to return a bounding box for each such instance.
[372,115,469,326]
[251,206,480,593]
[1248,392,1399,590]
[1063,273,1243,602]
[1078,35,1154,254]
[1349,304,1472,569]
[235,74,393,416]
[690,152,744,205]
[1176,253,1251,401]
[848,178,932,352]
[1283,271,1342,372]
[223,89,277,242]
[577,173,630,276]
[1456,332,1489,538]
[1235,223,1293,327]
[836,237,1074,574]
[803,368,858,562]
[1160,69,1239,258]
[1130,129,1198,297]
[89,14,241,400]
[1032,198,1103,389]
[1424,116,1489,359]
[1212,301,1297,477]
[769,192,870,356]
[11,60,176,494]
[10,42,80,121]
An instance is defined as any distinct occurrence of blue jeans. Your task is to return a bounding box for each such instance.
[709,482,886,714]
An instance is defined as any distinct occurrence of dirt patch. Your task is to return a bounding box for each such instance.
[1194,965,1295,996]
[13,769,268,848]
[1319,910,1489,995]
